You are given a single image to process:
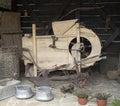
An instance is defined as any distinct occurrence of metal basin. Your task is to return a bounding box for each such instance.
[35,86,54,101]
[15,84,33,99]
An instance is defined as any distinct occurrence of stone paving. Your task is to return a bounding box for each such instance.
[0,72,120,106]
[0,90,97,106]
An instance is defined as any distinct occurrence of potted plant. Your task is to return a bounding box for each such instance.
[95,93,111,106]
[112,98,120,106]
[75,92,89,105]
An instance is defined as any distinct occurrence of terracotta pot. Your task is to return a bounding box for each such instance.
[97,99,107,106]
[78,98,88,105]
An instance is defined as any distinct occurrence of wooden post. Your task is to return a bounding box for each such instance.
[76,23,81,72]
[32,24,37,77]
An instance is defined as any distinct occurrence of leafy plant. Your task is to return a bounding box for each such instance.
[112,98,120,106]
[95,93,111,100]
[74,92,88,98]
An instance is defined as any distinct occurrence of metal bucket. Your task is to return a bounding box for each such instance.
[35,86,54,101]
[15,84,33,99]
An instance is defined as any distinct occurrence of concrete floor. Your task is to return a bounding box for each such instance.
[0,72,120,106]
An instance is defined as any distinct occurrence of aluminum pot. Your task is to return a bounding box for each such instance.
[15,84,33,99]
[35,86,54,101]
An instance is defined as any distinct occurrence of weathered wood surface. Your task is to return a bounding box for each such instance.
[1,12,21,33]
[22,19,102,70]
[1,12,22,56]
[23,35,73,69]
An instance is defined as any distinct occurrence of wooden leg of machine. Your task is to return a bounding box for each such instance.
[76,23,81,73]
[32,24,37,77]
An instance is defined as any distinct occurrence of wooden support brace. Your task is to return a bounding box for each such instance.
[103,28,120,49]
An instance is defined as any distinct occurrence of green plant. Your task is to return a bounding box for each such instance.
[74,92,88,98]
[95,93,111,100]
[112,98,120,106]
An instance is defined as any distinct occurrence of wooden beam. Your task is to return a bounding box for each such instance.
[103,28,120,49]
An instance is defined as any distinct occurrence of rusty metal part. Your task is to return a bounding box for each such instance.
[49,36,58,48]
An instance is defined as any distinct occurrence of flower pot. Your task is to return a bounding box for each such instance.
[78,98,88,105]
[97,99,107,106]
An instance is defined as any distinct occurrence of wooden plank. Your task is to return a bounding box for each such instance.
[1,12,21,33]
[1,12,22,56]
[21,17,53,22]
[92,28,113,34]
[21,29,49,35]
[80,0,120,3]
[100,35,120,42]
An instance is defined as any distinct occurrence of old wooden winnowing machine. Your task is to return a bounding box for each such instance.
[22,19,105,77]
